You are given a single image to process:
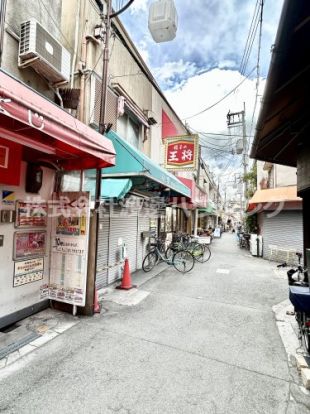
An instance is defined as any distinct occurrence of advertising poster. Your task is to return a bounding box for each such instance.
[15,201,47,228]
[13,258,44,287]
[13,231,46,260]
[2,190,15,205]
[164,135,199,171]
[49,192,90,307]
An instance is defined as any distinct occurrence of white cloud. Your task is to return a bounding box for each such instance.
[153,59,198,89]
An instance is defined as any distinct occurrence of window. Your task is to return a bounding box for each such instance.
[60,171,81,192]
[117,112,141,149]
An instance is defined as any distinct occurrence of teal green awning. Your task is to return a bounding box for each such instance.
[83,176,132,200]
[199,201,216,215]
[101,178,132,199]
[102,131,190,198]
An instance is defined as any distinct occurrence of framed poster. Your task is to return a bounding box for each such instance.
[13,230,46,260]
[13,258,44,287]
[15,200,47,228]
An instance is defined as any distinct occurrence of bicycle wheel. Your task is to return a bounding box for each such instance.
[191,243,204,261]
[142,251,158,272]
[195,244,211,263]
[173,250,195,273]
[165,246,175,260]
[302,314,310,353]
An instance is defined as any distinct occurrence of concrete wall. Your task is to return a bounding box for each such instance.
[257,161,297,189]
[0,163,54,320]
[2,0,63,98]
[275,164,297,187]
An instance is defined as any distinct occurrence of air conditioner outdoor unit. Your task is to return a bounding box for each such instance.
[19,19,71,85]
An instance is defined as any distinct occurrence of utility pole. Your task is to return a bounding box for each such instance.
[90,0,134,314]
[227,103,248,203]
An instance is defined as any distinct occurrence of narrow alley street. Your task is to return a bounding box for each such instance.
[0,234,307,413]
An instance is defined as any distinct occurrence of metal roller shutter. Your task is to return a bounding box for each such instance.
[107,207,138,285]
[96,215,110,289]
[262,210,303,262]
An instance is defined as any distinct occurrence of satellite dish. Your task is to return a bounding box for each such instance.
[148,0,178,43]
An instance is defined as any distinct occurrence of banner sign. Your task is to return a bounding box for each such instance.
[49,192,90,307]
[14,258,44,287]
[164,135,199,171]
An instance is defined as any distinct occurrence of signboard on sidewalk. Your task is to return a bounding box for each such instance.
[164,135,199,171]
[49,192,90,307]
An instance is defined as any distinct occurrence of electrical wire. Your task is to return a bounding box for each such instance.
[249,0,264,140]
[183,67,256,121]
[239,0,261,75]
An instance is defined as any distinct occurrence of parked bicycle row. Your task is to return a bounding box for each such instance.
[142,232,213,274]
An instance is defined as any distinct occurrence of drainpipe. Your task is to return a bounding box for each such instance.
[79,31,88,123]
[0,0,7,67]
[71,0,81,88]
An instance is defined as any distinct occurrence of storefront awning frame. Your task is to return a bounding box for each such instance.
[0,69,116,170]
[102,131,191,198]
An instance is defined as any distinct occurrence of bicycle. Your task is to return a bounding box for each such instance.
[142,238,195,274]
[238,232,250,250]
[165,233,211,263]
[279,253,310,353]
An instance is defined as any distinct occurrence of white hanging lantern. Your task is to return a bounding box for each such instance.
[148,0,178,43]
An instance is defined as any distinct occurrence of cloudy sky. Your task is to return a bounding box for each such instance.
[117,0,284,192]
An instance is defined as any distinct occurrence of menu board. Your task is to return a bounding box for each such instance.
[13,231,46,260]
[49,192,90,307]
[15,201,47,228]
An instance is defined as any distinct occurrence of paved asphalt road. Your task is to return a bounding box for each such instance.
[0,233,308,413]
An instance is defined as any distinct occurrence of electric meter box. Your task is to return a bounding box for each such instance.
[148,0,178,43]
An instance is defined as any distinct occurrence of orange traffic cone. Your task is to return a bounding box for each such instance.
[94,287,101,313]
[116,258,136,290]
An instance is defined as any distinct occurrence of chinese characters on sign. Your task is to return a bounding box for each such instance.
[49,192,90,307]
[14,258,44,287]
[164,135,199,170]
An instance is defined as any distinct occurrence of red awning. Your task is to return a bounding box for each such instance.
[177,177,208,208]
[0,70,115,170]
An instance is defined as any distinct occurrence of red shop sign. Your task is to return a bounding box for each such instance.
[166,140,195,166]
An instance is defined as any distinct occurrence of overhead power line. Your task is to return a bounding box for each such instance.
[249,0,264,140]
[183,67,256,121]
[239,0,261,75]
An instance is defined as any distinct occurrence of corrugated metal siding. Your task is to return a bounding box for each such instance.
[107,208,138,285]
[262,210,303,263]
[96,200,160,288]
